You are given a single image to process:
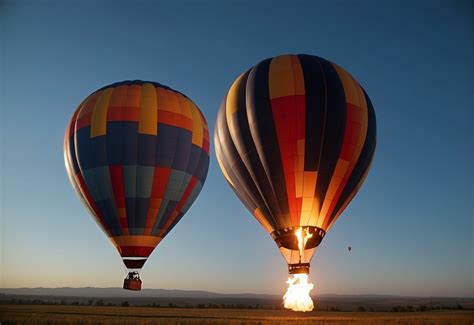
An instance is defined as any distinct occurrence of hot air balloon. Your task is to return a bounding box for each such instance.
[64,80,210,291]
[214,54,376,310]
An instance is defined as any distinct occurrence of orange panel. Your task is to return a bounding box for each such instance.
[254,208,273,233]
[125,85,141,108]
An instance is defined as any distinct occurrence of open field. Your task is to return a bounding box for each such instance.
[0,305,473,325]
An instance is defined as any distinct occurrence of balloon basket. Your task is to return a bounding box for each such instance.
[123,272,142,291]
[123,278,142,291]
[288,263,310,274]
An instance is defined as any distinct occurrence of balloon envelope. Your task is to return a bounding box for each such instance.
[214,54,376,272]
[65,80,210,270]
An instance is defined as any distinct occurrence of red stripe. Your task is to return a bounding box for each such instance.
[150,167,172,198]
[109,165,126,207]
[75,112,92,131]
[106,106,140,122]
[323,104,365,228]
[202,138,210,153]
[143,167,172,233]
[271,95,306,226]
[119,246,155,258]
[157,110,193,131]
[109,165,128,231]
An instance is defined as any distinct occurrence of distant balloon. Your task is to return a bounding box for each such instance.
[64,80,210,290]
[348,246,352,252]
[214,54,376,275]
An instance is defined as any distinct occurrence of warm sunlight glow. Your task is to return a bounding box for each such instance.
[283,274,314,312]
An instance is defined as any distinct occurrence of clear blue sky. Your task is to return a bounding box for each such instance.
[1,0,472,297]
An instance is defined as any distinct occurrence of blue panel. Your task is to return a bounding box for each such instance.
[75,127,107,170]
[125,198,136,229]
[106,122,124,165]
[136,166,154,198]
[163,170,186,201]
[172,129,192,171]
[95,199,122,236]
[151,200,178,235]
[157,200,178,229]
[134,197,150,231]
[152,198,169,233]
[195,151,210,183]
[155,124,179,167]
[93,166,115,200]
[138,134,156,166]
[122,166,137,198]
[185,145,201,175]
[67,135,81,174]
[120,122,139,166]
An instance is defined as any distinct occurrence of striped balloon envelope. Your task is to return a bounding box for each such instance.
[214,54,376,274]
[64,81,209,287]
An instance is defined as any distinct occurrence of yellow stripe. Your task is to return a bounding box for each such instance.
[332,63,360,106]
[254,208,273,233]
[215,132,235,187]
[90,88,114,137]
[291,56,305,96]
[269,55,295,99]
[225,73,244,121]
[226,72,246,137]
[189,99,203,147]
[176,93,193,118]
[110,235,162,247]
[300,171,318,225]
[138,83,158,135]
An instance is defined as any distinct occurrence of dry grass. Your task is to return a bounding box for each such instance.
[0,304,473,324]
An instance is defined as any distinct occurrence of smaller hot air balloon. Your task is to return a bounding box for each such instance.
[65,80,210,290]
[348,246,352,252]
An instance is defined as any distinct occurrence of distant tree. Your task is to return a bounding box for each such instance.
[457,304,464,310]
[406,305,414,312]
[88,299,94,306]
[121,301,130,307]
[95,299,104,306]
[168,302,174,308]
[392,305,407,312]
[417,305,427,312]
[357,306,366,312]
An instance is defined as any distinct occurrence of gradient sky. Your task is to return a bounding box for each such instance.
[1,0,473,297]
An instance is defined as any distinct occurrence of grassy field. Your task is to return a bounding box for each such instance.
[0,305,473,324]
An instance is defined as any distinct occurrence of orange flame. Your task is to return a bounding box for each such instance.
[283,274,314,312]
[283,227,315,312]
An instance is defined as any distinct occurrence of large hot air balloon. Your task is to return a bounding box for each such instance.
[64,80,209,290]
[214,54,376,310]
